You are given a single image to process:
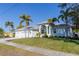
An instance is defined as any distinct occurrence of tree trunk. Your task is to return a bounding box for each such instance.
[64,19,69,41]
[25,23,29,38]
[25,28,26,38]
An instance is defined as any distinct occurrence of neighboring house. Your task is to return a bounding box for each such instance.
[4,32,13,37]
[38,21,73,38]
[15,27,39,38]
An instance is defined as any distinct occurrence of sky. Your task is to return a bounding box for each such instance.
[0,3,62,32]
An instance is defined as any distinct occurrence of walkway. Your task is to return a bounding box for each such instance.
[0,38,77,56]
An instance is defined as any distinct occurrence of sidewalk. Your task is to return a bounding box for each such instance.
[0,39,77,56]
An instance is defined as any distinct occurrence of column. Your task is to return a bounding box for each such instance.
[39,25,42,34]
[70,27,73,37]
[45,24,49,36]
[48,25,52,37]
[45,24,52,37]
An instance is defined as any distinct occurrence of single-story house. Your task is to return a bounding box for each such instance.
[38,21,73,38]
[15,21,78,38]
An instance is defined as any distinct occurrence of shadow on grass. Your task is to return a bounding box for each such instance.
[48,37,79,45]
[68,39,79,45]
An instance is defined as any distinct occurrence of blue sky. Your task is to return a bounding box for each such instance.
[0,3,62,32]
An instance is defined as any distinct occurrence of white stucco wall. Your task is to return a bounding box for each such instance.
[15,30,38,38]
[51,27,73,37]
[15,31,25,38]
[39,24,73,37]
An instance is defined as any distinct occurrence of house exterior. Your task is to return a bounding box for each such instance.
[38,21,73,38]
[15,21,75,38]
[15,27,39,38]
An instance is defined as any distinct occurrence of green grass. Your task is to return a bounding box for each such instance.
[73,29,79,32]
[11,38,79,55]
[0,43,41,56]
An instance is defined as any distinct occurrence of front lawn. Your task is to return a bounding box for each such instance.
[11,38,79,55]
[0,43,41,56]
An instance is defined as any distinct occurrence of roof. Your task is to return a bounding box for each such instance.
[52,24,72,28]
[15,26,39,32]
[32,26,39,31]
[38,21,73,28]
[38,21,56,26]
[38,21,48,25]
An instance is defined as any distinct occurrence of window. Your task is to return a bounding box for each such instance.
[53,28,56,33]
[41,25,46,34]
[41,30,44,34]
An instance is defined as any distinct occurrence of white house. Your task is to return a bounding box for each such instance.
[15,21,74,38]
[38,21,73,38]
[15,27,39,38]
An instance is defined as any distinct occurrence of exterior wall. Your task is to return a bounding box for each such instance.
[52,28,66,37]
[15,30,38,38]
[39,25,46,37]
[51,27,73,37]
[15,31,25,38]
[68,27,73,37]
[39,24,73,37]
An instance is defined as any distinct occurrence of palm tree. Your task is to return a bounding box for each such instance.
[58,3,79,35]
[17,22,24,29]
[69,10,79,33]
[5,21,14,31]
[19,14,32,38]
[5,21,15,37]
[48,18,59,25]
[58,8,71,38]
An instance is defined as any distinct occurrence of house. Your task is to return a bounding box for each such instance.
[15,26,39,38]
[15,21,75,38]
[38,21,73,38]
[4,32,14,37]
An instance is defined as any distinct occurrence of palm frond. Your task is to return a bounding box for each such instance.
[60,10,65,14]
[66,8,71,13]
[53,18,60,23]
[58,3,67,8]
[19,14,32,27]
[58,15,63,19]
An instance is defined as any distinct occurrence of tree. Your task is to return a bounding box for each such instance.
[58,3,79,37]
[19,14,32,27]
[48,18,59,25]
[0,28,4,38]
[19,14,32,38]
[5,21,14,32]
[69,10,79,32]
[17,23,24,29]
[58,8,71,38]
[5,21,15,37]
